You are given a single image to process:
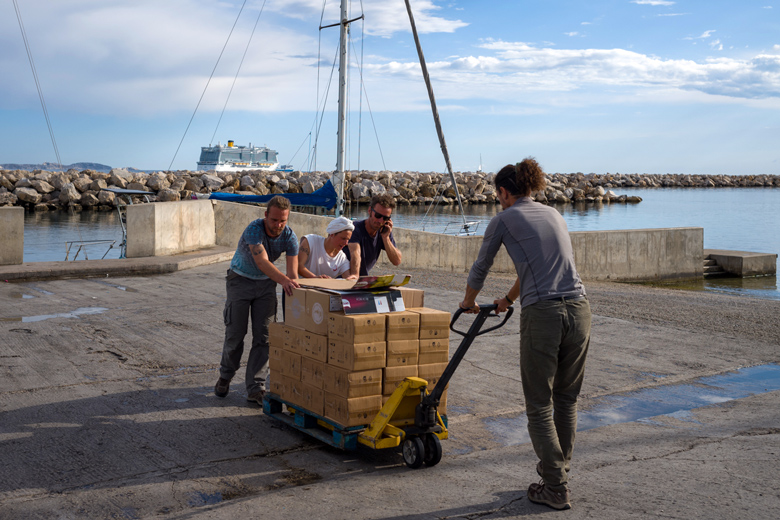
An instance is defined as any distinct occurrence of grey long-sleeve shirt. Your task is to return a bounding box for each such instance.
[467,197,585,307]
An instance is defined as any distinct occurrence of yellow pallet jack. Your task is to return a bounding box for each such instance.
[264,303,513,468]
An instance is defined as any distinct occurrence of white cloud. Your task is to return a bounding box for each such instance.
[565,32,580,37]
[631,0,675,5]
[709,39,723,51]
[684,30,716,40]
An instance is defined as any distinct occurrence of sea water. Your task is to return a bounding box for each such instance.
[21,187,779,299]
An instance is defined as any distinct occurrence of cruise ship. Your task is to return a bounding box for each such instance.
[197,140,279,172]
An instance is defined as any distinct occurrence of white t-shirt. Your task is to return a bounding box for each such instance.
[303,234,350,278]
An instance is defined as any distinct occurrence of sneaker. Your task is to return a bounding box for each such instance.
[214,377,230,398]
[247,390,265,405]
[527,481,571,510]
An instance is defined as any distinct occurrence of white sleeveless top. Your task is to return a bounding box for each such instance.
[303,234,350,277]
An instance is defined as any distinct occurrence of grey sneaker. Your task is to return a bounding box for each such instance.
[527,481,571,510]
[247,390,265,405]
[214,377,230,398]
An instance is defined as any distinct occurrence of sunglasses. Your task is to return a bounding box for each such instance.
[371,208,392,222]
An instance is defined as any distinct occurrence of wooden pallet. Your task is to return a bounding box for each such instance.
[262,393,365,450]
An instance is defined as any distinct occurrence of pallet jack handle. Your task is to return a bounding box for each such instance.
[421,304,514,410]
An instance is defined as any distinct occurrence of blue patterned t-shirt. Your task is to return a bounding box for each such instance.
[229,219,299,280]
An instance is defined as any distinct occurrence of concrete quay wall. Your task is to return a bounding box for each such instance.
[125,200,216,258]
[200,201,704,281]
[0,206,24,266]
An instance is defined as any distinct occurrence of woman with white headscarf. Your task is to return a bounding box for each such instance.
[298,216,357,279]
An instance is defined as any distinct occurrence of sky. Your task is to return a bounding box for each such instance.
[1,0,779,175]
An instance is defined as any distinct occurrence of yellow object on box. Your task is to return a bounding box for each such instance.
[328,312,386,344]
[383,365,418,395]
[408,308,451,339]
[386,339,419,367]
[418,338,449,365]
[324,393,383,428]
[322,365,382,398]
[385,311,420,341]
[327,338,386,371]
[301,357,326,389]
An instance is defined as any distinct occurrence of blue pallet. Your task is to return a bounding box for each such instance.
[262,393,365,450]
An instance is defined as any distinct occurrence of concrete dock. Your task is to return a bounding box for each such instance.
[1,256,779,519]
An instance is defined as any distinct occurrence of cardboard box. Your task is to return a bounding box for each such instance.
[418,338,449,365]
[305,288,342,335]
[300,382,325,416]
[269,375,293,398]
[284,378,304,408]
[328,312,386,343]
[279,350,302,380]
[395,287,424,309]
[386,339,419,367]
[327,339,386,371]
[301,357,326,389]
[285,288,308,330]
[417,362,449,389]
[409,308,451,339]
[324,394,383,427]
[302,331,328,363]
[322,366,382,398]
[385,311,420,341]
[269,321,285,348]
[383,365,418,395]
[283,325,305,353]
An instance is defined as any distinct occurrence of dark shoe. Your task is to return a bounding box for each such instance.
[527,481,571,510]
[247,390,265,405]
[214,377,230,398]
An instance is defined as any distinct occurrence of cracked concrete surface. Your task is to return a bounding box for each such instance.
[1,261,779,519]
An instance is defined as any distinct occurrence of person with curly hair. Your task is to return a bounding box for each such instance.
[460,157,591,511]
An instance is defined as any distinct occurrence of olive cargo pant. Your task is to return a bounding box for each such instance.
[520,297,591,492]
[219,271,277,395]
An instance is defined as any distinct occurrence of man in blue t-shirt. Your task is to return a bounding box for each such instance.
[214,196,299,404]
[343,193,403,276]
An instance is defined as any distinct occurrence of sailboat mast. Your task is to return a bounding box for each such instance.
[404,0,468,229]
[333,0,350,217]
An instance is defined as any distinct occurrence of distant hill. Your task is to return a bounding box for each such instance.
[0,162,148,173]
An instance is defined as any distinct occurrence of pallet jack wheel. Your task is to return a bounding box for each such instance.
[402,436,425,469]
[423,433,442,467]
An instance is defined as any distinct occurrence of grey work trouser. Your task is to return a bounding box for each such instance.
[219,271,278,395]
[520,297,591,492]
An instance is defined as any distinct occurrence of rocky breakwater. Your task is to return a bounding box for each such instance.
[0,168,652,211]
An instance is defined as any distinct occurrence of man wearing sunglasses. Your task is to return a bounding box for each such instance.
[343,193,402,276]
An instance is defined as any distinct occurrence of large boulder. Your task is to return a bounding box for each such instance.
[14,187,42,204]
[73,176,93,192]
[30,180,56,194]
[200,174,224,191]
[184,176,204,191]
[15,177,33,189]
[98,190,116,206]
[0,191,18,206]
[89,179,108,192]
[59,183,81,204]
[157,188,181,202]
[80,193,100,207]
[146,174,170,192]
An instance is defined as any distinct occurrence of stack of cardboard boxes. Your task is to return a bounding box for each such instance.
[268,286,451,428]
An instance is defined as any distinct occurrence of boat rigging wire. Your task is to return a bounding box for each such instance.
[349,35,387,172]
[209,0,269,147]
[13,0,62,171]
[168,0,249,171]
